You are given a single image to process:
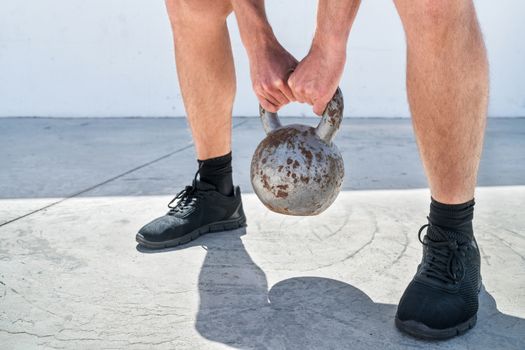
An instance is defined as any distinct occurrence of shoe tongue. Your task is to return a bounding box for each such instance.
[195,180,217,191]
[427,224,471,244]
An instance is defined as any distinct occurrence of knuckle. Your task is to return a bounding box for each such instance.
[252,83,262,94]
[304,88,314,97]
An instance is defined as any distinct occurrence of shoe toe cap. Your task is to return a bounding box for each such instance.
[138,216,182,242]
[397,282,476,330]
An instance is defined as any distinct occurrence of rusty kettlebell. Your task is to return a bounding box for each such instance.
[250,88,344,216]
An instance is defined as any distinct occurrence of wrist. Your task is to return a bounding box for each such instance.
[243,27,280,56]
[312,30,349,53]
[310,33,348,61]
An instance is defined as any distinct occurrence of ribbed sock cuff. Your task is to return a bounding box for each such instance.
[198,152,232,167]
[197,152,233,196]
[429,197,475,234]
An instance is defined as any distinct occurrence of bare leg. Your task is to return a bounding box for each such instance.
[137,0,294,248]
[394,0,489,204]
[166,0,235,160]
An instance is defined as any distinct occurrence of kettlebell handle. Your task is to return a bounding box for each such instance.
[259,88,344,144]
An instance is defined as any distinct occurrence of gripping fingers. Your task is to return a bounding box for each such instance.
[259,97,279,113]
[280,83,296,103]
[313,100,327,116]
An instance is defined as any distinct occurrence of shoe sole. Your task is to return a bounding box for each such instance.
[135,216,247,249]
[395,314,477,340]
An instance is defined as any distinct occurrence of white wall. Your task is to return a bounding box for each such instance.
[0,0,523,118]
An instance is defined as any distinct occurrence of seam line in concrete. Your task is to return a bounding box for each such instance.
[0,119,250,228]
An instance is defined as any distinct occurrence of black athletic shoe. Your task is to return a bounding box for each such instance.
[136,176,246,249]
[395,221,481,340]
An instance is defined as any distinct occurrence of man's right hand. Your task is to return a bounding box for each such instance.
[247,39,298,113]
[231,0,297,112]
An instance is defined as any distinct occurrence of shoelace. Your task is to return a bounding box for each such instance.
[167,166,203,214]
[418,220,469,284]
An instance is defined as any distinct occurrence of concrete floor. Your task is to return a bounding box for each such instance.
[0,117,524,349]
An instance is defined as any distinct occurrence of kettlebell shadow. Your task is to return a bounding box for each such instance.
[194,228,525,349]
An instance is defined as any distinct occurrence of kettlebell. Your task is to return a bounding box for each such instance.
[250,88,344,216]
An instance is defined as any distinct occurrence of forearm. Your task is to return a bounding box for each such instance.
[231,0,276,55]
[313,0,362,50]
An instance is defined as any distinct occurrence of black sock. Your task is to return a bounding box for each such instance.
[198,152,233,196]
[428,197,475,237]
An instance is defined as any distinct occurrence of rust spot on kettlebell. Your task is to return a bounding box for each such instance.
[261,174,271,191]
[298,144,313,166]
[304,150,313,162]
[276,190,288,198]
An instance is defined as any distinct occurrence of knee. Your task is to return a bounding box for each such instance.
[166,0,232,26]
[401,0,473,37]
[418,0,465,22]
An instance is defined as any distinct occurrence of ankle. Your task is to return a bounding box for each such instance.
[429,197,475,236]
[198,152,234,196]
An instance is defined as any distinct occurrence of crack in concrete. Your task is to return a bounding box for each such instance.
[488,232,525,261]
[0,280,63,319]
[339,207,379,264]
[298,207,379,272]
[389,227,409,267]
[480,246,491,266]
[0,329,55,339]
[324,215,350,239]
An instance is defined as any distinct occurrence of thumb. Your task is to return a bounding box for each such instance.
[313,101,326,117]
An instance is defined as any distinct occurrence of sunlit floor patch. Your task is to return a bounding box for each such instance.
[0,187,523,349]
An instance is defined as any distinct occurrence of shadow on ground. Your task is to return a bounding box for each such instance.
[138,228,525,350]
